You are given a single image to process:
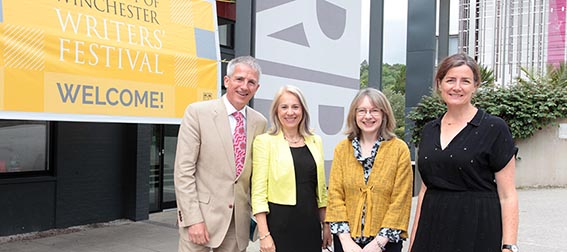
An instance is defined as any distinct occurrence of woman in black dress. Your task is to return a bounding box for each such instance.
[251,85,332,252]
[409,53,519,252]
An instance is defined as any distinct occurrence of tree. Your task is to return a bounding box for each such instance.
[359,62,406,91]
[392,65,406,94]
[383,87,406,139]
[360,60,369,88]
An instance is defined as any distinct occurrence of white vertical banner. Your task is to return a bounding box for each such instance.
[254,0,361,177]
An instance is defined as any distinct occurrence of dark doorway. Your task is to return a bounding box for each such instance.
[149,125,179,212]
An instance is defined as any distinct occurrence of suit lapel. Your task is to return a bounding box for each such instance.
[246,106,258,161]
[213,100,236,171]
[244,107,257,171]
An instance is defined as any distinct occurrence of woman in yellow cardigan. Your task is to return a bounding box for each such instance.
[326,88,413,252]
[251,85,332,252]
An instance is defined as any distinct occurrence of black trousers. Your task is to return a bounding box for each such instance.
[332,235,403,252]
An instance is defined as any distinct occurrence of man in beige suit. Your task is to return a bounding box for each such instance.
[174,56,267,252]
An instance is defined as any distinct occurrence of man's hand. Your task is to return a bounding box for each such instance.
[187,222,210,245]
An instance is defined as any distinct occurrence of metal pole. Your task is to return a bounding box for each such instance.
[438,0,451,62]
[368,0,384,90]
[235,0,254,57]
[405,0,436,158]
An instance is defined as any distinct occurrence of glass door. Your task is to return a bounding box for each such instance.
[161,125,178,209]
[149,125,163,212]
[149,125,179,212]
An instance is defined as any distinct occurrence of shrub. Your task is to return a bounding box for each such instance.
[407,83,567,146]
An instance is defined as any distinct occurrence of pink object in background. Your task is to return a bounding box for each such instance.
[548,0,566,66]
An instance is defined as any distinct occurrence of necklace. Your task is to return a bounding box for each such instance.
[284,135,303,144]
[445,120,465,126]
[444,118,463,126]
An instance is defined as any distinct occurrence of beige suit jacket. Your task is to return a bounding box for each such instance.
[174,98,267,251]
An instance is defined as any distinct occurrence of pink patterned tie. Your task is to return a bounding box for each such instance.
[232,112,246,177]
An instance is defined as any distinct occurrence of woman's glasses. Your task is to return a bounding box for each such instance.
[356,108,381,117]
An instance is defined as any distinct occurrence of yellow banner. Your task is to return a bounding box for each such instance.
[0,0,219,122]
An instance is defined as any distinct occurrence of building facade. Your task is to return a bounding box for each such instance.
[459,0,565,86]
[0,1,236,237]
[1,0,367,238]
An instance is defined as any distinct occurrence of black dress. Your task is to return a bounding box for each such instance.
[267,145,321,252]
[412,109,517,252]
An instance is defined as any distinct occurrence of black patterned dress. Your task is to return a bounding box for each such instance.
[267,145,321,252]
[412,109,518,252]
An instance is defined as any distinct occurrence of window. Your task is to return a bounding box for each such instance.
[0,120,48,174]
[218,18,234,48]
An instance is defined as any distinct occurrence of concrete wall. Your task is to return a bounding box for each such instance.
[515,118,567,187]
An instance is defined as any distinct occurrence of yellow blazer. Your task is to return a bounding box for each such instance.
[251,132,328,214]
[325,138,413,238]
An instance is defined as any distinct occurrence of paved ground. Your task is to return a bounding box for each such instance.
[0,187,565,252]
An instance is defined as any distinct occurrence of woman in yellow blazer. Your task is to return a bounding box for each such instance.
[326,88,413,252]
[252,85,332,252]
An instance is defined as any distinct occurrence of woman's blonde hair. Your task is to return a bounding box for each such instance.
[268,85,312,136]
[344,88,397,141]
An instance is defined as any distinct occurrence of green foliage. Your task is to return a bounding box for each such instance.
[407,93,446,145]
[383,87,406,139]
[359,62,406,92]
[479,65,495,86]
[392,65,406,94]
[360,60,369,88]
[382,63,406,91]
[518,64,567,88]
[407,67,567,146]
[476,83,567,140]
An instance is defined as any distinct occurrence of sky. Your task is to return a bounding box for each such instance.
[360,0,408,64]
[360,0,459,64]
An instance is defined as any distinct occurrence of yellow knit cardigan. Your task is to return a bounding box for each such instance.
[325,137,413,238]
